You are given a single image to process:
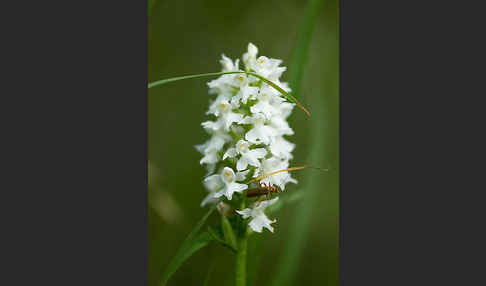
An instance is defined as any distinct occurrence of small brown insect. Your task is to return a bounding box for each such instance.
[246,181,280,199]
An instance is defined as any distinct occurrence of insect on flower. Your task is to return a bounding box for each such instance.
[246,181,281,199]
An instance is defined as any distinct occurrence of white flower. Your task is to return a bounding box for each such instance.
[269,115,294,136]
[213,167,249,200]
[236,197,279,233]
[196,120,232,166]
[268,102,295,136]
[250,90,280,119]
[231,84,259,106]
[253,56,286,81]
[198,149,219,165]
[207,55,241,94]
[240,113,278,145]
[201,173,224,207]
[195,138,220,174]
[242,43,259,69]
[220,54,239,72]
[228,74,259,107]
[273,101,294,118]
[196,129,227,154]
[223,139,267,171]
[257,157,297,190]
[207,99,243,131]
[207,75,235,95]
[269,136,295,160]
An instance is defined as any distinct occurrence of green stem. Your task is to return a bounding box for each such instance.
[235,199,248,286]
[235,229,248,286]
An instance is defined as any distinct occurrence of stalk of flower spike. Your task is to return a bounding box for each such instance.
[234,198,248,286]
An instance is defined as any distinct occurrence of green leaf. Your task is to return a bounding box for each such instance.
[178,232,213,266]
[148,71,310,116]
[221,215,238,250]
[159,207,215,286]
[183,206,215,248]
[207,226,237,253]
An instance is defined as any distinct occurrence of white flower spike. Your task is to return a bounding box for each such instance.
[197,43,299,234]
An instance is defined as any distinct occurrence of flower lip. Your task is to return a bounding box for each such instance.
[236,140,249,153]
[222,167,235,183]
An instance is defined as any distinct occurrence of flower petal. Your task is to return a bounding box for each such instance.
[236,157,249,171]
[223,148,237,160]
[236,208,252,219]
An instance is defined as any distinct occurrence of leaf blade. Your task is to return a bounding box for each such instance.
[160,232,214,286]
[159,207,215,286]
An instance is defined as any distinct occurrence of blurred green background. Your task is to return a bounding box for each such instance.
[148,0,338,285]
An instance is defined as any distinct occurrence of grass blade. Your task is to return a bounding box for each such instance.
[148,72,236,88]
[160,232,214,286]
[159,207,215,286]
[148,71,310,116]
[181,206,215,248]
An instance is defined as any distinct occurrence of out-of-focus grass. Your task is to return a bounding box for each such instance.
[272,87,326,286]
[287,0,325,99]
[270,0,326,285]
